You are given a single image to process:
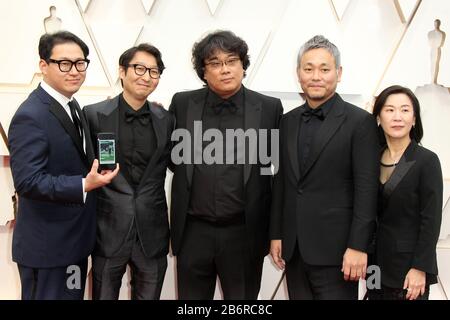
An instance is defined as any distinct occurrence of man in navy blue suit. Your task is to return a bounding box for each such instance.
[8,31,119,300]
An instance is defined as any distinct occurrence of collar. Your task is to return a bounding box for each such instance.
[119,93,149,115]
[304,93,336,118]
[206,85,244,107]
[40,80,72,108]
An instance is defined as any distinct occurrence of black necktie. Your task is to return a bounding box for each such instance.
[68,100,83,141]
[125,110,151,125]
[302,107,325,122]
[213,100,237,115]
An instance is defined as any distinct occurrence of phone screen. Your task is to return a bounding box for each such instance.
[98,139,116,165]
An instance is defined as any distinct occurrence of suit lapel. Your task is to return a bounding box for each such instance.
[287,109,302,182]
[48,97,87,165]
[301,95,345,179]
[244,88,262,185]
[382,141,417,201]
[137,103,168,191]
[97,98,120,147]
[96,97,132,186]
[186,93,206,187]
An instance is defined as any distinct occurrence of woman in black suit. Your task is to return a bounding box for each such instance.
[368,85,443,300]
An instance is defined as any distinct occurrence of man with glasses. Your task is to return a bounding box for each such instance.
[8,31,119,300]
[84,43,173,300]
[169,30,283,299]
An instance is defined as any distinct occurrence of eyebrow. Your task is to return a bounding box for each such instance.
[51,57,85,60]
[132,61,158,67]
[302,62,331,67]
[384,104,412,108]
[207,54,238,61]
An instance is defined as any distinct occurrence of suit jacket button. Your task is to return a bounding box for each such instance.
[297,189,303,195]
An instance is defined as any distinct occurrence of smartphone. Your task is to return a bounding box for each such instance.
[97,132,116,170]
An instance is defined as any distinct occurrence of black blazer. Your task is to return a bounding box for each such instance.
[169,86,283,258]
[9,85,96,268]
[270,94,379,266]
[84,96,174,258]
[375,141,442,288]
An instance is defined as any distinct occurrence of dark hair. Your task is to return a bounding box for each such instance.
[372,85,423,145]
[38,31,89,61]
[192,30,250,83]
[119,43,165,74]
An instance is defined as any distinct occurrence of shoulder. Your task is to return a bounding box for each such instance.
[340,98,370,120]
[336,97,375,130]
[246,88,281,106]
[281,105,302,120]
[150,101,171,120]
[415,144,441,165]
[171,88,207,102]
[84,96,116,113]
[412,144,443,186]
[169,88,207,113]
[12,89,47,122]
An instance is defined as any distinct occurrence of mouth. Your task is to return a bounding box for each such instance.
[221,78,233,83]
[391,126,405,130]
[66,79,81,84]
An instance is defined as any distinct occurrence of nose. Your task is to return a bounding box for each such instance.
[393,109,402,121]
[312,69,320,80]
[68,64,80,75]
[220,63,231,73]
[141,70,152,81]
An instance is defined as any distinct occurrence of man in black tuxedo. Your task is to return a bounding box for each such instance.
[8,31,118,300]
[270,35,379,299]
[84,44,173,299]
[169,30,283,299]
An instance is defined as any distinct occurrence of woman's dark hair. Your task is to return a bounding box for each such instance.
[372,85,423,145]
[119,43,165,74]
[39,31,89,61]
[192,30,250,83]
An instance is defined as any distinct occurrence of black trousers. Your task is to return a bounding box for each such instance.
[176,216,264,300]
[18,259,87,300]
[285,246,358,300]
[92,225,167,300]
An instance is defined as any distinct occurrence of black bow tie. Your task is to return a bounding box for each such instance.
[302,107,325,122]
[212,100,237,115]
[125,110,151,125]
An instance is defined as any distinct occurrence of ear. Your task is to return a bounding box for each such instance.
[336,66,343,83]
[296,66,302,83]
[376,116,380,126]
[119,66,126,80]
[39,59,48,75]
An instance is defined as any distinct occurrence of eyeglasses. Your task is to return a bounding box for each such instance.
[128,64,161,79]
[48,59,90,72]
[205,57,241,70]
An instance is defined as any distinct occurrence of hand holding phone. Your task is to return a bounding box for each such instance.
[97,132,117,171]
[85,159,119,192]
